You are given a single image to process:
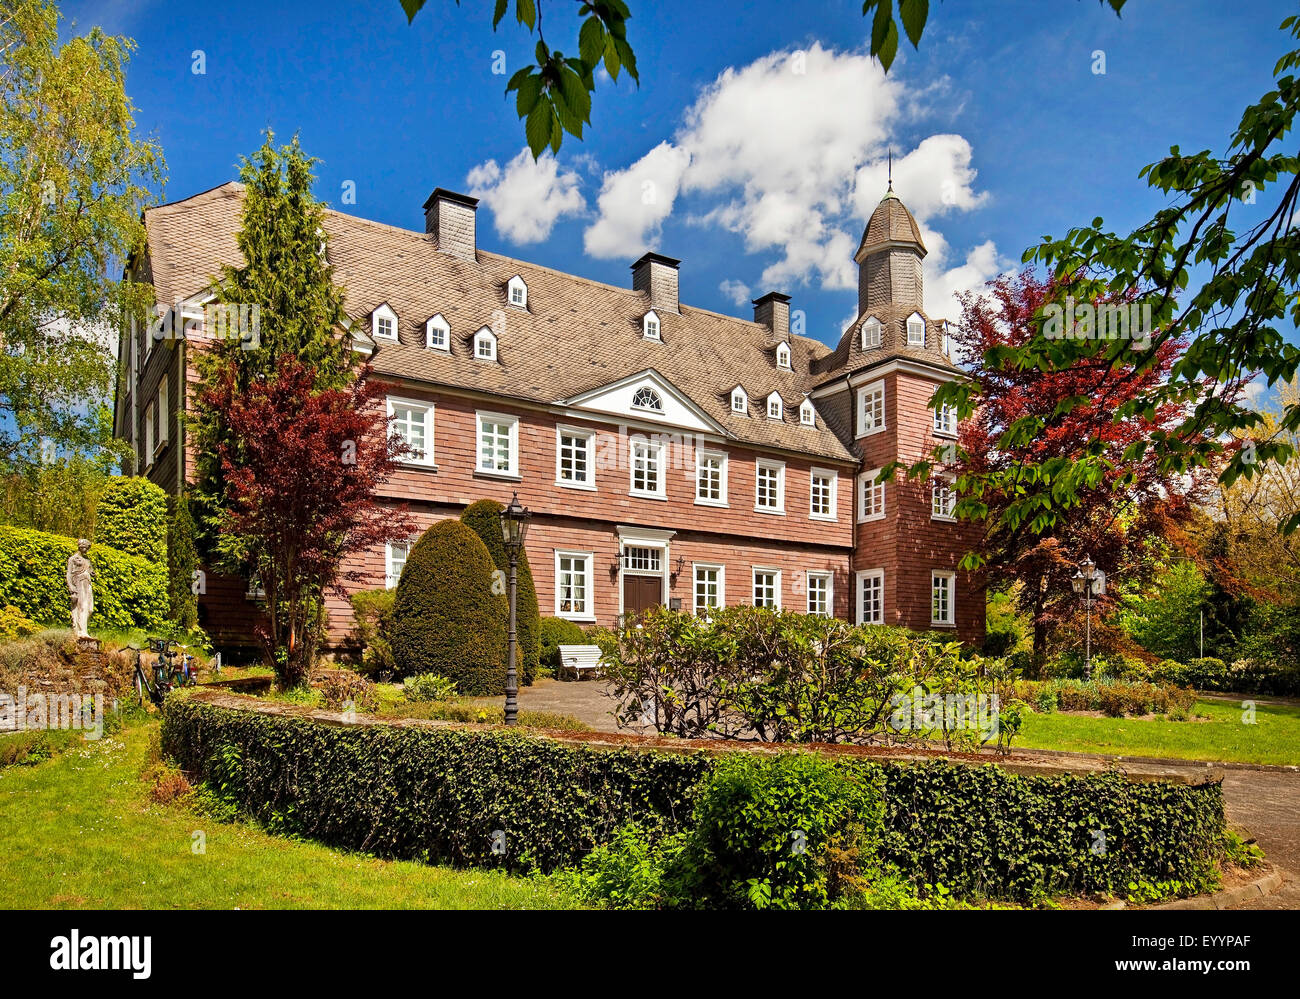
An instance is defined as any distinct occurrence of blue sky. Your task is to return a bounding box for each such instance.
[66,0,1298,353]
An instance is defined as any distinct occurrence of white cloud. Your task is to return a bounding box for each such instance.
[581,44,1001,313]
[583,141,691,259]
[466,149,585,244]
[917,223,1006,322]
[718,279,751,306]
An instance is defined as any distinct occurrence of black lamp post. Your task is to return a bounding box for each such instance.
[499,493,531,726]
[1070,554,1104,680]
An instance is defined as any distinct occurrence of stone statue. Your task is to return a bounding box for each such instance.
[67,539,95,639]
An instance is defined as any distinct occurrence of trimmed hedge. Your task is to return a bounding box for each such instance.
[391,520,506,691]
[0,525,168,631]
[460,499,540,686]
[540,616,587,671]
[95,476,168,562]
[162,698,1225,900]
[162,698,703,872]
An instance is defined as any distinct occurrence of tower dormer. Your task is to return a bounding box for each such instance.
[855,187,926,316]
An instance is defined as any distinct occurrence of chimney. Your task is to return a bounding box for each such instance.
[752,292,791,339]
[630,252,680,314]
[423,188,478,262]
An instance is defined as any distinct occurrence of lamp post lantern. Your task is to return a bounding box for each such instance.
[499,492,531,726]
[1071,554,1104,680]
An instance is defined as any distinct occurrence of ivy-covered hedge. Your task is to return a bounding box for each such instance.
[162,697,1225,900]
[0,525,169,631]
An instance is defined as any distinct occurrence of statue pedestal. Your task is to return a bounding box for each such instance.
[76,637,102,654]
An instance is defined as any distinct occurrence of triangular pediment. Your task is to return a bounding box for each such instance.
[562,369,726,435]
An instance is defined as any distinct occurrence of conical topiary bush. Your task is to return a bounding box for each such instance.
[391,519,507,693]
[460,498,541,686]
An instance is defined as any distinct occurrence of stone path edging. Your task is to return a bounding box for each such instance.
[1150,868,1286,910]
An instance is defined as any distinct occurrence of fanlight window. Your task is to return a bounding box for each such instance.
[632,386,663,412]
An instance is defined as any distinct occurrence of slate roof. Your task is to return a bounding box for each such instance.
[140,182,859,463]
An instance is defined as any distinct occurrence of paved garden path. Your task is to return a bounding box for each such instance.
[486,678,1300,908]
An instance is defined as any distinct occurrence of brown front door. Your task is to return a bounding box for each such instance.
[623,575,662,618]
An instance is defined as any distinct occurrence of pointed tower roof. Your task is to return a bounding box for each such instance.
[856,191,926,261]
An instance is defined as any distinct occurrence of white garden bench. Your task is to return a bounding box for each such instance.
[558,644,604,681]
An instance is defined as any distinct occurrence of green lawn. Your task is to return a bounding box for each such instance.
[0,722,583,909]
[1015,697,1300,766]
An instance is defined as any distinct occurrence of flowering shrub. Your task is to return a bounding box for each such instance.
[595,606,1018,750]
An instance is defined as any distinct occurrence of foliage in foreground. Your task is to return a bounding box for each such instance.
[162,696,1225,904]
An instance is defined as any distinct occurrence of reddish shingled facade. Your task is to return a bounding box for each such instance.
[115,181,984,653]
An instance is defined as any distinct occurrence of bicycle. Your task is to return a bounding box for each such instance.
[127,637,198,706]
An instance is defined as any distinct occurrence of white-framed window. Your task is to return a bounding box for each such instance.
[857,569,884,625]
[385,540,412,589]
[857,380,885,436]
[507,275,528,309]
[933,401,957,437]
[907,312,925,346]
[372,303,398,342]
[623,546,662,572]
[694,563,724,614]
[799,399,816,426]
[932,571,956,626]
[810,468,837,520]
[776,342,791,370]
[476,411,519,476]
[425,313,450,351]
[932,476,957,520]
[861,316,882,349]
[752,568,781,609]
[731,386,748,414]
[473,326,497,361]
[143,399,155,466]
[156,373,169,449]
[695,449,728,506]
[755,459,785,513]
[556,426,596,489]
[629,438,665,498]
[631,386,663,412]
[388,396,436,466]
[942,321,952,357]
[766,393,783,420]
[859,468,885,522]
[555,551,594,620]
[807,571,833,616]
[643,310,661,340]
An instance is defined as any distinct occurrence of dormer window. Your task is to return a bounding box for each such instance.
[799,399,815,426]
[474,326,497,361]
[776,342,791,370]
[425,314,450,352]
[372,303,398,342]
[731,387,748,414]
[861,316,881,350]
[631,386,663,412]
[507,275,528,309]
[643,310,661,341]
[907,313,925,346]
[766,393,783,421]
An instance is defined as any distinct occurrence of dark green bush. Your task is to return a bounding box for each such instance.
[0,525,168,631]
[94,476,168,562]
[166,495,200,631]
[162,698,1226,901]
[391,520,506,691]
[539,616,588,671]
[460,499,540,686]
